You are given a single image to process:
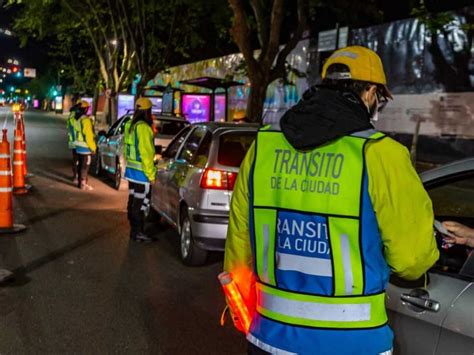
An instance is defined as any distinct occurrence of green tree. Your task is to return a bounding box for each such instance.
[9,0,230,122]
[228,0,308,122]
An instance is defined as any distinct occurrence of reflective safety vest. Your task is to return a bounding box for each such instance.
[248,125,393,354]
[73,116,93,154]
[67,112,76,149]
[124,120,148,183]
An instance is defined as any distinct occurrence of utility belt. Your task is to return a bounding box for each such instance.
[256,282,387,329]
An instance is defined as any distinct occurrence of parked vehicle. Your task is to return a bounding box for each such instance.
[387,157,474,354]
[150,122,258,265]
[95,112,189,189]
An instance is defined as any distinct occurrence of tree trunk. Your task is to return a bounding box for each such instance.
[92,83,100,117]
[246,79,268,123]
[110,93,118,123]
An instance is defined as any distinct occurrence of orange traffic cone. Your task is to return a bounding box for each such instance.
[13,119,29,195]
[18,113,28,176]
[0,129,26,234]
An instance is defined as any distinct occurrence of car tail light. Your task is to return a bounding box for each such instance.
[200,169,237,190]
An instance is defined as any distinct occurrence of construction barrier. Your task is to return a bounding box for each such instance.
[0,129,26,234]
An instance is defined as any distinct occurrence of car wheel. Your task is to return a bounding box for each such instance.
[95,152,102,176]
[114,159,122,190]
[180,211,207,266]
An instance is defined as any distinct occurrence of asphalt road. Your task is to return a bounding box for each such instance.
[0,108,246,354]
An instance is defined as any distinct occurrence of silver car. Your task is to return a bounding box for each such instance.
[150,122,258,265]
[387,157,474,354]
[95,113,189,189]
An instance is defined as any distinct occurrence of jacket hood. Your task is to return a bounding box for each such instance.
[280,86,374,150]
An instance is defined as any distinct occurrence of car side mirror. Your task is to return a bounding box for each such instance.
[98,130,107,138]
[155,145,163,155]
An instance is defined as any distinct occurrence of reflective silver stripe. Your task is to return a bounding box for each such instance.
[86,155,91,165]
[14,137,22,141]
[0,171,12,176]
[74,141,88,148]
[13,150,22,154]
[126,161,143,170]
[351,129,378,138]
[340,234,354,295]
[246,334,296,355]
[277,252,332,277]
[0,154,9,158]
[260,291,371,322]
[0,187,12,192]
[13,161,23,165]
[379,350,393,355]
[261,224,270,283]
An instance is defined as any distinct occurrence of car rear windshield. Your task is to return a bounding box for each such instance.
[155,120,188,136]
[218,131,256,168]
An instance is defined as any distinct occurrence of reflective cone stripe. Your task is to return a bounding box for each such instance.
[12,119,26,190]
[0,129,13,228]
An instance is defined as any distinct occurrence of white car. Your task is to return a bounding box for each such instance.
[95,113,189,189]
[387,158,474,354]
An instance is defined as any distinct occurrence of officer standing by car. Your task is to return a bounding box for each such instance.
[73,100,96,190]
[223,46,439,354]
[124,97,157,243]
[67,101,80,183]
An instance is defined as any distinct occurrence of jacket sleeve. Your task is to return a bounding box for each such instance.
[82,118,97,153]
[136,123,157,182]
[223,142,256,314]
[366,138,439,280]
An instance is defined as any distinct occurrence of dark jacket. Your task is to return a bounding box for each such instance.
[280,86,373,150]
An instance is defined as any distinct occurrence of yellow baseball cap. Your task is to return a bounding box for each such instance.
[136,97,152,110]
[322,46,392,99]
[79,100,90,109]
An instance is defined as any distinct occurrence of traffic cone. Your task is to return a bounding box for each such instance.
[0,129,26,234]
[12,119,29,195]
[19,113,28,176]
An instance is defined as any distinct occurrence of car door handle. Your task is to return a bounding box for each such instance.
[401,293,440,312]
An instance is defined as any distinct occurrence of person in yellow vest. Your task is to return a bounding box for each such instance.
[67,101,80,183]
[124,97,157,243]
[73,100,96,190]
[223,46,439,354]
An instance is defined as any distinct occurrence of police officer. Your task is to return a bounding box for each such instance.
[124,97,156,243]
[73,100,96,190]
[224,46,439,354]
[67,101,80,183]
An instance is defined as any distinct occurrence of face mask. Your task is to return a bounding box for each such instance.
[370,94,379,123]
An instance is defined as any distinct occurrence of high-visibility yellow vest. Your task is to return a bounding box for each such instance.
[73,116,93,153]
[250,125,388,331]
[124,120,146,173]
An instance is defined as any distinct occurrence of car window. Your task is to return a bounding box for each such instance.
[115,116,131,135]
[193,131,212,168]
[428,174,474,278]
[154,119,188,136]
[107,117,124,136]
[162,127,191,159]
[178,126,208,163]
[217,131,256,167]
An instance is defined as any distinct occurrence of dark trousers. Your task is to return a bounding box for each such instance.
[77,153,91,187]
[127,181,151,237]
[248,342,270,355]
[72,149,79,178]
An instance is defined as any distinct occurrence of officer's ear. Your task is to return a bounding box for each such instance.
[362,85,377,106]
